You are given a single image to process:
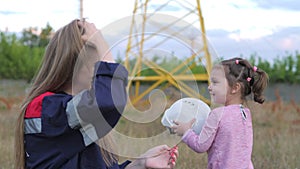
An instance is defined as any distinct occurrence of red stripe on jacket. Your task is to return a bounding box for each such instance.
[25,92,54,118]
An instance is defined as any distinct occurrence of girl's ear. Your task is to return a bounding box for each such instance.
[231,82,241,94]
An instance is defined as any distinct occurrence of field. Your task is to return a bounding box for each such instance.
[0,80,300,168]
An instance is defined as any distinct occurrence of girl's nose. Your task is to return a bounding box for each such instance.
[208,84,212,91]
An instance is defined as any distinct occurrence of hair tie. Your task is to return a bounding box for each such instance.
[247,77,254,86]
[235,60,239,64]
[253,66,258,72]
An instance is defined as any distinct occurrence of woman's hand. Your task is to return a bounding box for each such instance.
[171,118,196,136]
[126,145,178,169]
[143,145,178,169]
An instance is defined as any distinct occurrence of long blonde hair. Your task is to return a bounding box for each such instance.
[15,19,117,169]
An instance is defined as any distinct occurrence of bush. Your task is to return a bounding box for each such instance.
[249,52,300,84]
[0,32,44,81]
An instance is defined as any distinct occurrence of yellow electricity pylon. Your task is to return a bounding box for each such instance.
[125,0,212,105]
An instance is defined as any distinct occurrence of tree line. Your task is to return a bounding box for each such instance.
[0,24,52,80]
[0,25,299,83]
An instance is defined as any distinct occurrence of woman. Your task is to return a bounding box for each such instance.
[15,19,178,169]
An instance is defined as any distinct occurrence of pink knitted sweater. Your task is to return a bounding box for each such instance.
[182,104,254,169]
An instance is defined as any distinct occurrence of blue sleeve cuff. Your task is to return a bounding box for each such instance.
[95,61,128,81]
[119,160,131,169]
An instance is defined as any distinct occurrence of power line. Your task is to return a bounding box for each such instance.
[80,0,83,19]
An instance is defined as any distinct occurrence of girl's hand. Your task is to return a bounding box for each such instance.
[143,145,178,169]
[171,118,196,136]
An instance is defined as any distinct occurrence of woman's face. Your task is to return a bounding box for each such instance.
[208,67,230,105]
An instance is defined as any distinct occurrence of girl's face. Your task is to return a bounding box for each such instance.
[208,67,230,105]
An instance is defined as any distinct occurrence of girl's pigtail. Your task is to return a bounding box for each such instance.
[252,67,269,104]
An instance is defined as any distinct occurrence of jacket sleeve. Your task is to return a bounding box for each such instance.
[65,61,128,146]
[182,108,223,153]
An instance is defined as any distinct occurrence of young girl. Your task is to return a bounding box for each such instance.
[172,57,268,169]
[15,19,178,169]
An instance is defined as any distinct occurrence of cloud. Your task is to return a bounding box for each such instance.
[201,0,300,42]
[268,27,300,52]
[149,4,181,12]
[0,11,25,15]
[205,26,300,60]
[251,0,300,11]
[1,0,299,63]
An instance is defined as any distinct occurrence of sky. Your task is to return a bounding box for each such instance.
[1,0,300,62]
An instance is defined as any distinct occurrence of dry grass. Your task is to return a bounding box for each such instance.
[0,109,16,169]
[0,84,300,168]
[251,101,300,169]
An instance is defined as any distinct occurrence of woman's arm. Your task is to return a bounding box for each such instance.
[66,21,128,145]
[125,145,178,169]
[66,61,128,146]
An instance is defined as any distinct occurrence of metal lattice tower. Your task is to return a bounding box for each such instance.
[125,0,212,105]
